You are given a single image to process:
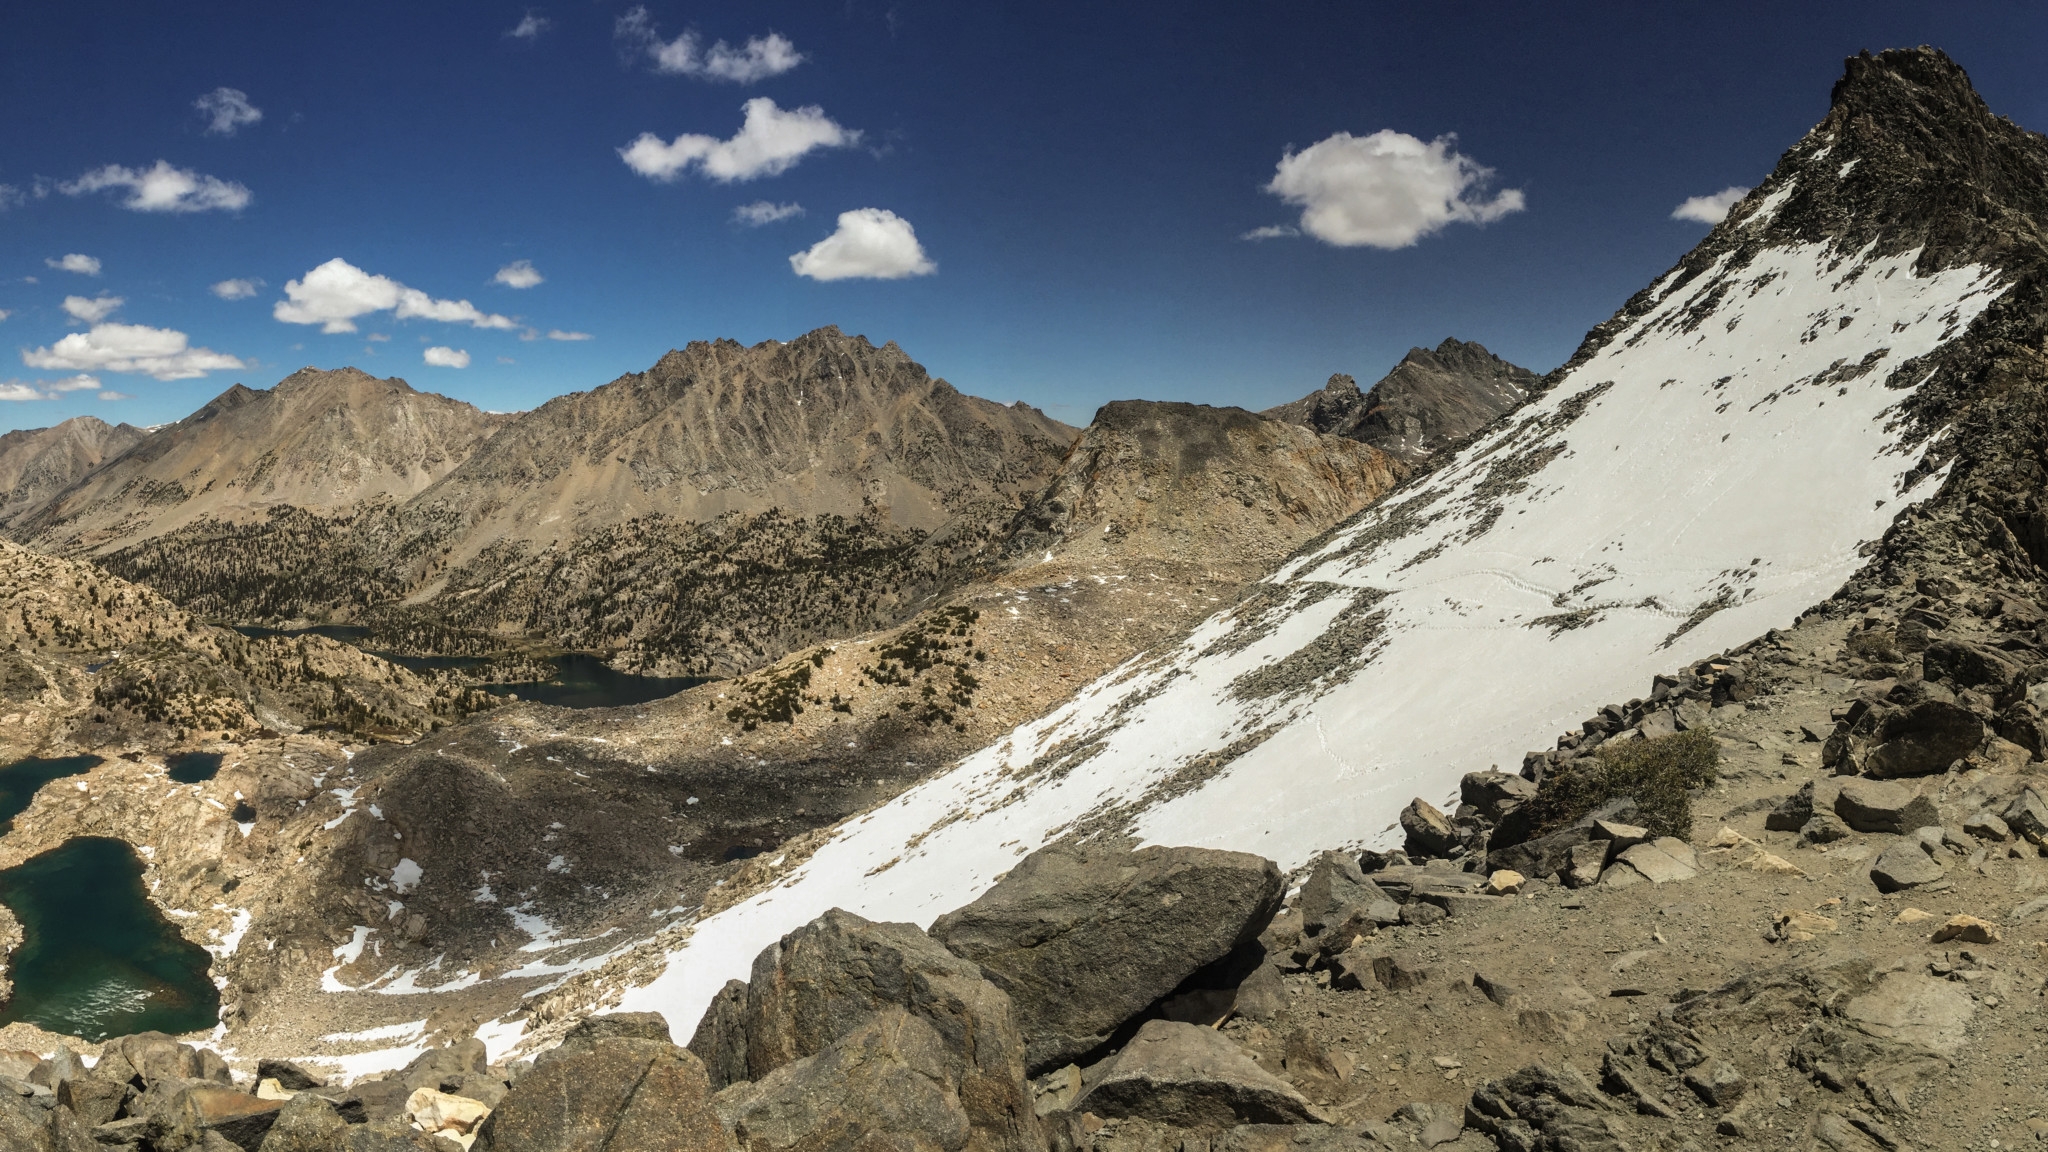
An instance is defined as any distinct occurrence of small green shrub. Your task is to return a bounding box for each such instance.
[1527,726,1719,841]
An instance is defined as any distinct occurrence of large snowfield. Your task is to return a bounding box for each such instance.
[613,182,2008,1042]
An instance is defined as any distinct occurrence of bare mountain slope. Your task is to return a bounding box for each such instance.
[0,415,146,528]
[1004,400,1408,580]
[401,326,1077,567]
[1265,337,1536,461]
[16,367,510,554]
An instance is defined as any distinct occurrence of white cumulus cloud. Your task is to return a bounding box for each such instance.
[547,329,592,341]
[1262,130,1524,249]
[22,322,246,380]
[47,374,102,393]
[507,12,551,40]
[1671,186,1751,225]
[619,98,857,183]
[62,295,123,324]
[195,87,263,136]
[47,254,101,276]
[614,8,802,82]
[734,200,804,226]
[211,278,260,300]
[60,161,251,213]
[423,346,470,368]
[274,258,518,334]
[494,260,544,289]
[789,208,936,282]
[0,383,42,402]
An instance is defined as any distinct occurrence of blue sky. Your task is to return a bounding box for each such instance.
[3,2,2046,433]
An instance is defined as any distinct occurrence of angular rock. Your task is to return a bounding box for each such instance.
[1400,798,1460,858]
[1212,1123,1383,1152]
[1472,972,1523,1009]
[1296,852,1386,937]
[1563,841,1608,889]
[1681,1059,1748,1108]
[2005,788,2048,845]
[105,1032,199,1090]
[29,1050,83,1091]
[256,1091,350,1152]
[1765,782,1816,832]
[1613,838,1698,884]
[1230,962,1287,1023]
[1800,812,1852,845]
[1371,951,1432,991]
[254,1061,325,1092]
[1398,902,1447,927]
[1070,1020,1321,1129]
[1921,639,2022,695]
[1487,798,1641,880]
[1590,820,1649,851]
[1869,841,1945,892]
[1963,811,2012,842]
[56,1076,125,1127]
[728,908,1038,1147]
[1465,1064,1624,1152]
[159,1086,283,1152]
[46,1105,96,1152]
[1930,914,2001,944]
[1864,699,1986,778]
[1460,772,1537,822]
[537,1014,673,1071]
[686,981,749,1091]
[1483,870,1525,896]
[474,1037,731,1152]
[715,1008,969,1151]
[931,841,1282,1073]
[1835,780,1939,835]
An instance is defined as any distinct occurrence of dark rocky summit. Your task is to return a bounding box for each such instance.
[1263,339,1536,463]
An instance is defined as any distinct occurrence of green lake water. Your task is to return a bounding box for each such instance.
[0,837,219,1040]
[0,755,100,827]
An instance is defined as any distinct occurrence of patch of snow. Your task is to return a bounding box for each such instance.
[302,1043,429,1082]
[235,821,254,838]
[321,1019,426,1044]
[390,859,422,894]
[206,909,252,959]
[473,884,496,904]
[474,1016,528,1064]
[323,787,360,830]
[1839,159,1860,178]
[616,234,2007,1040]
[375,955,482,995]
[546,855,568,874]
[1744,180,1797,227]
[321,926,374,992]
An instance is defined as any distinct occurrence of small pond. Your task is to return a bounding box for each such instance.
[483,654,708,709]
[165,752,222,784]
[0,837,219,1040]
[0,756,101,827]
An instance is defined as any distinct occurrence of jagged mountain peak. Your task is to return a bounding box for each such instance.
[1264,336,1536,461]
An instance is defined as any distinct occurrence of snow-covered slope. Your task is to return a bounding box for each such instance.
[609,49,2040,1040]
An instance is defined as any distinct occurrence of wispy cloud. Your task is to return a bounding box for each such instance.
[274,258,518,334]
[790,208,935,281]
[506,12,551,40]
[211,278,261,300]
[47,254,101,276]
[614,8,802,82]
[195,87,262,136]
[547,329,592,341]
[620,98,858,183]
[1240,224,1299,241]
[60,161,251,213]
[1262,130,1523,249]
[494,260,544,289]
[733,200,804,226]
[62,295,122,324]
[1671,186,1751,225]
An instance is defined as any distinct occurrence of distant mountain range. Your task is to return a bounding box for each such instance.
[0,325,1532,676]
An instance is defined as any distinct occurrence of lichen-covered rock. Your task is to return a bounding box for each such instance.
[714,1008,973,1151]
[1069,1020,1322,1129]
[472,1037,731,1152]
[930,841,1282,1073]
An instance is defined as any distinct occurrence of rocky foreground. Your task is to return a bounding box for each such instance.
[4,566,2045,1150]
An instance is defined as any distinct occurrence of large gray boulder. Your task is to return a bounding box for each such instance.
[256,1092,350,1152]
[930,842,1283,1074]
[689,908,1039,1151]
[472,1037,732,1152]
[1863,700,1984,778]
[1834,779,1939,834]
[1068,1020,1322,1129]
[1296,852,1386,937]
[714,1008,972,1151]
[1869,841,1945,893]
